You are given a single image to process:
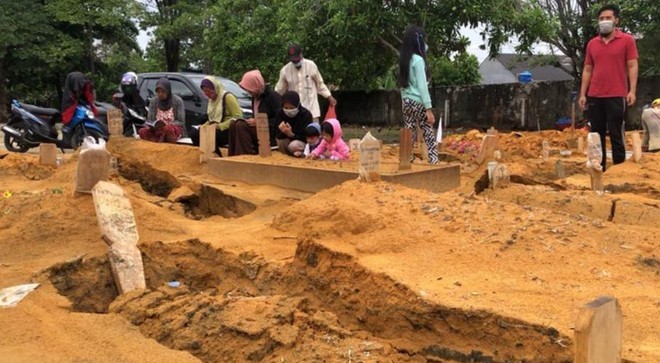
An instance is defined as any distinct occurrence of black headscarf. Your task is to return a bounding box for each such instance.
[61,71,97,124]
[155,78,172,110]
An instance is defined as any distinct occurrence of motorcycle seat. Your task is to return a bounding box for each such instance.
[21,103,60,117]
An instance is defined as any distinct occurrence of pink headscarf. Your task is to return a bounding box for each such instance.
[239,70,266,115]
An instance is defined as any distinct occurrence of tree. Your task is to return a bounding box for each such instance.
[205,0,551,90]
[140,0,212,72]
[0,0,55,117]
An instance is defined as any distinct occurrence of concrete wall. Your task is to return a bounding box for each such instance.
[332,76,660,131]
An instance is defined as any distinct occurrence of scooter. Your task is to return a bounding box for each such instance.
[2,99,109,153]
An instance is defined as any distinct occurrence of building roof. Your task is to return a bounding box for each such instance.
[481,54,574,83]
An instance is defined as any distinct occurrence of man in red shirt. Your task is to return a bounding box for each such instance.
[579,4,638,171]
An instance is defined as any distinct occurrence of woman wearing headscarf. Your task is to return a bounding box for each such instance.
[189,76,242,156]
[138,78,185,143]
[61,72,97,125]
[275,91,313,156]
[228,70,282,156]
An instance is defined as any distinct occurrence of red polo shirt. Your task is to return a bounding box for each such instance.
[585,29,638,98]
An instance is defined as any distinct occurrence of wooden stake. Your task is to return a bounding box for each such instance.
[199,123,216,163]
[631,131,642,162]
[107,109,123,136]
[39,144,58,166]
[574,296,622,363]
[255,113,271,158]
[399,128,412,170]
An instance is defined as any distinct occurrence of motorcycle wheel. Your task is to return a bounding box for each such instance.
[71,128,106,150]
[3,120,31,153]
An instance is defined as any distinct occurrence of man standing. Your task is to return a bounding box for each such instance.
[275,43,337,122]
[579,4,638,171]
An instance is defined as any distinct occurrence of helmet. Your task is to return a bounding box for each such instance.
[652,98,660,107]
[121,72,138,86]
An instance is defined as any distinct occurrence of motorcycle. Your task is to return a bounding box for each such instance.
[2,99,109,153]
[112,92,148,138]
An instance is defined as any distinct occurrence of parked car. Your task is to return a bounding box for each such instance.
[136,72,252,135]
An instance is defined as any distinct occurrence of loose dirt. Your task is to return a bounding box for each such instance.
[0,133,658,362]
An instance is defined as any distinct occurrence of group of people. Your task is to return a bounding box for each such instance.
[70,4,648,168]
[116,43,350,161]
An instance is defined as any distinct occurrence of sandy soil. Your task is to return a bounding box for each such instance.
[0,132,658,362]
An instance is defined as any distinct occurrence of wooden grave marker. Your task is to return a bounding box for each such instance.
[578,136,585,154]
[631,131,643,162]
[39,144,58,167]
[399,128,412,170]
[91,181,145,294]
[574,296,622,363]
[476,134,499,165]
[199,123,216,163]
[255,113,271,158]
[107,109,123,136]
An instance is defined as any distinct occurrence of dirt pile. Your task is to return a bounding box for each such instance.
[48,239,572,363]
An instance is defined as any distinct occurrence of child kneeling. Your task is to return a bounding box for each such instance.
[308,119,350,160]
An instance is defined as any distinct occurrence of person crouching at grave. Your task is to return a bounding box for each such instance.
[139,78,184,143]
[309,119,350,160]
[228,70,282,156]
[641,98,660,152]
[302,123,322,157]
[190,76,243,156]
[275,91,313,156]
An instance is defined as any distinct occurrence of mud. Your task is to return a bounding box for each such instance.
[48,239,572,363]
[181,184,256,219]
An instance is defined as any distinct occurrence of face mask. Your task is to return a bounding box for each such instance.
[598,20,614,35]
[293,61,302,69]
[284,108,299,118]
[425,43,429,53]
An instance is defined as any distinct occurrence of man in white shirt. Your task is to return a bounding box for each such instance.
[275,43,337,122]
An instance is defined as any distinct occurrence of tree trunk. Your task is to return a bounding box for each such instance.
[0,56,7,123]
[165,38,180,72]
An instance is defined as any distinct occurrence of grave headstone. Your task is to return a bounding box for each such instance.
[255,113,271,158]
[555,159,566,179]
[358,132,381,182]
[399,128,412,170]
[578,136,585,154]
[491,164,510,189]
[107,109,123,136]
[586,132,604,193]
[631,131,642,162]
[348,138,361,152]
[199,123,216,163]
[476,134,499,165]
[39,144,58,167]
[91,181,145,294]
[574,296,622,363]
[75,137,110,194]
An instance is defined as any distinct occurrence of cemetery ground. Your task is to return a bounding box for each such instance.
[0,129,658,362]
